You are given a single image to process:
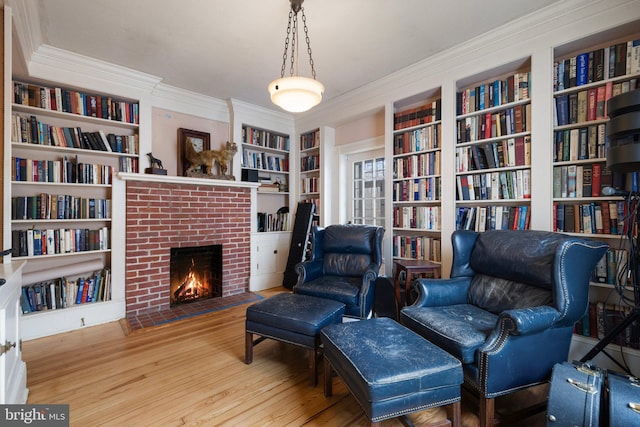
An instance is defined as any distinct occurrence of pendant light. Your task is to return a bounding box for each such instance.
[268,0,324,113]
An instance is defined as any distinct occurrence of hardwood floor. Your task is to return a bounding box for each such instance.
[22,288,544,426]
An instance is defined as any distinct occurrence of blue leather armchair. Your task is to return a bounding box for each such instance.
[294,224,385,318]
[400,229,609,427]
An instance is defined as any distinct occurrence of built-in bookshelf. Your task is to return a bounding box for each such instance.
[454,63,532,232]
[10,79,139,330]
[392,94,442,262]
[241,124,291,232]
[552,30,640,358]
[299,128,321,215]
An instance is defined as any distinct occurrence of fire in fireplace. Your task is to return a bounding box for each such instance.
[170,244,222,306]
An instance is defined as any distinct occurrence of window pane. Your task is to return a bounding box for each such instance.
[353,200,362,218]
[364,160,373,179]
[354,181,362,197]
[375,159,385,178]
[350,156,385,226]
[354,162,362,179]
[375,179,384,198]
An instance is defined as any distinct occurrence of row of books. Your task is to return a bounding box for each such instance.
[20,269,112,314]
[554,124,607,162]
[301,176,319,194]
[456,71,530,116]
[300,130,320,150]
[554,39,640,91]
[392,235,441,262]
[554,202,624,236]
[243,126,290,151]
[456,137,531,173]
[11,194,110,220]
[554,79,637,126]
[456,205,531,232]
[456,104,530,144]
[456,170,531,201]
[393,123,441,155]
[257,211,290,232]
[393,206,440,230]
[12,113,138,154]
[552,164,624,199]
[594,249,628,287]
[393,177,441,203]
[257,182,281,193]
[393,151,440,179]
[11,226,109,258]
[393,99,441,130]
[300,154,320,172]
[120,156,139,173]
[12,156,113,185]
[13,81,139,124]
[242,150,289,172]
[574,302,638,350]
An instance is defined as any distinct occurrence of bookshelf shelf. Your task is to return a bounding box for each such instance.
[392,92,442,263]
[298,129,321,215]
[552,28,640,359]
[241,124,291,235]
[454,64,533,233]
[10,79,139,338]
[12,103,140,130]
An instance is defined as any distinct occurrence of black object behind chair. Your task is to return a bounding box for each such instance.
[294,224,385,318]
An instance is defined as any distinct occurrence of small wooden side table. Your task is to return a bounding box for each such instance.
[393,259,441,314]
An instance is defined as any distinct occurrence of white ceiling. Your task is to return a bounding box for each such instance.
[14,0,562,112]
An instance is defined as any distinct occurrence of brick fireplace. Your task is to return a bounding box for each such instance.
[124,177,254,318]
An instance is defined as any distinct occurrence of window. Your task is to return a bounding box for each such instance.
[350,154,385,227]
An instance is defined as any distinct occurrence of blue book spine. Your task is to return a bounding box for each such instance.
[576,53,589,86]
[557,61,565,91]
[556,204,565,232]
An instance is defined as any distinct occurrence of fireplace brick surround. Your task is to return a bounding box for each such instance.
[124,179,253,317]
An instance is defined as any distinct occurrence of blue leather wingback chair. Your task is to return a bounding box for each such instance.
[400,230,609,427]
[294,224,385,318]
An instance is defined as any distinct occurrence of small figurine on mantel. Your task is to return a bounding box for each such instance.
[184,140,238,180]
[145,152,167,175]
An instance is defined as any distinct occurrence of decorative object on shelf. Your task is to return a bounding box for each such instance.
[177,127,210,176]
[145,152,167,175]
[267,0,324,113]
[185,141,238,180]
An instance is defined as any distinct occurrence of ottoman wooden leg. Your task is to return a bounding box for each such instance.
[324,357,333,397]
[309,348,317,387]
[245,331,253,364]
[447,401,461,427]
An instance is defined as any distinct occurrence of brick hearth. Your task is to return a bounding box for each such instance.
[124,179,253,317]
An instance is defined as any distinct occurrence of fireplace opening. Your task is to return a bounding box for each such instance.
[170,244,222,306]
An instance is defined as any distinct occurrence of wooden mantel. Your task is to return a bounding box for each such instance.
[116,172,260,190]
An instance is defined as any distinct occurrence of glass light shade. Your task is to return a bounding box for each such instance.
[268,76,324,113]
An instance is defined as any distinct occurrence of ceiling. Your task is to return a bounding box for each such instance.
[14,0,562,112]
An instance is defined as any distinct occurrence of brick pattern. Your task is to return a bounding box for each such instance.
[125,181,251,317]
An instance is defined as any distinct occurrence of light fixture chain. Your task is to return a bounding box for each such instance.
[301,8,316,80]
[280,9,294,78]
[289,11,298,77]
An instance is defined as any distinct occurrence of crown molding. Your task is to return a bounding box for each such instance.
[8,0,41,66]
[228,98,294,132]
[150,83,229,122]
[301,0,639,128]
[22,44,230,122]
[27,44,161,96]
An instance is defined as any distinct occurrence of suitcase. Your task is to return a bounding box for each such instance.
[546,361,604,427]
[607,371,640,427]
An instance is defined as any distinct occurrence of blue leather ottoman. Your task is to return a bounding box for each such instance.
[245,292,345,386]
[321,317,463,426]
